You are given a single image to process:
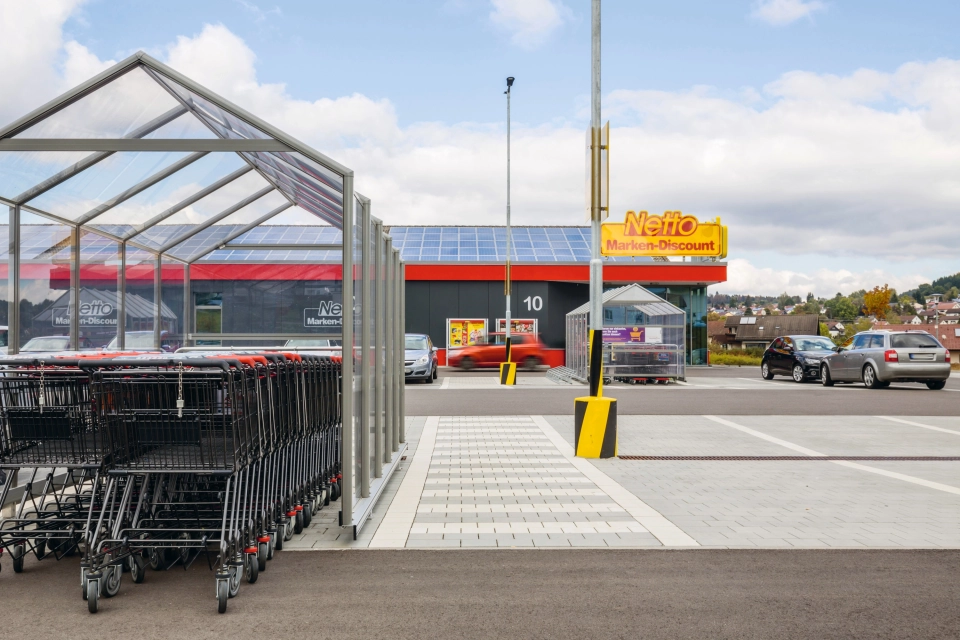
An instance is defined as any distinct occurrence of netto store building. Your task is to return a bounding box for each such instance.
[391,226,727,366]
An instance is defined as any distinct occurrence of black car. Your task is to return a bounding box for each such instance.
[760,335,838,382]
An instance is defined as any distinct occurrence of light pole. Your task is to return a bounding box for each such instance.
[500,76,517,385]
[589,0,602,340]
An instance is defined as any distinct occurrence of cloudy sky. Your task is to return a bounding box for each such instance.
[3,0,960,296]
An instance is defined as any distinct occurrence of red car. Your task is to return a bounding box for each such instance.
[447,332,545,371]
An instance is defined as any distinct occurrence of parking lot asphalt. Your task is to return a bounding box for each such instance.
[405,367,960,416]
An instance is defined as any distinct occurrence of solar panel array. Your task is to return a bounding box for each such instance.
[2,225,656,264]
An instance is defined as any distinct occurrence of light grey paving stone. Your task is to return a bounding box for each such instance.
[406,539,461,548]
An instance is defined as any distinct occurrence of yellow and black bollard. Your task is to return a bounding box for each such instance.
[574,329,617,457]
[499,336,517,385]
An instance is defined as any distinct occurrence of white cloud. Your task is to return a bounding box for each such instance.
[3,11,960,296]
[719,259,928,297]
[489,0,570,49]
[751,0,826,26]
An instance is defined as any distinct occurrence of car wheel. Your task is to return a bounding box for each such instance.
[433,366,438,380]
[926,380,947,390]
[821,365,834,387]
[792,364,805,383]
[522,356,540,371]
[862,364,883,389]
[425,368,434,384]
[460,356,475,371]
[761,361,774,380]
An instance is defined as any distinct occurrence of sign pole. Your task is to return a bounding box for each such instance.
[500,76,517,386]
[575,0,617,458]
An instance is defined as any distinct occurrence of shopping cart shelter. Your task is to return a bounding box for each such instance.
[0,51,406,571]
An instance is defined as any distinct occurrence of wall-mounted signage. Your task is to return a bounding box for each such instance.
[602,326,663,344]
[53,300,117,327]
[447,318,487,349]
[303,300,343,328]
[496,318,538,335]
[600,210,727,258]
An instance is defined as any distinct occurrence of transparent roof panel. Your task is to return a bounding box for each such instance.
[0,151,93,201]
[29,150,194,222]
[14,67,181,139]
[131,171,275,249]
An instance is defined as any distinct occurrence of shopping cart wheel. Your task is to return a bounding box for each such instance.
[275,531,283,551]
[294,511,304,535]
[217,579,228,614]
[12,543,24,573]
[102,559,121,598]
[148,549,162,571]
[129,554,146,584]
[304,503,313,526]
[267,532,276,558]
[244,554,259,584]
[87,577,100,613]
[81,566,89,600]
[258,543,268,571]
[35,537,47,559]
[228,565,241,598]
[284,518,294,542]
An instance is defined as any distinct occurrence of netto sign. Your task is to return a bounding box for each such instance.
[303,300,342,328]
[601,210,727,258]
[53,300,117,326]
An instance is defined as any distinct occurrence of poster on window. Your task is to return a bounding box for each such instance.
[447,318,487,349]
[495,318,538,335]
[602,326,664,344]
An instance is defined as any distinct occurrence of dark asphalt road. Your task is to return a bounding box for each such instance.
[406,368,960,416]
[3,549,958,639]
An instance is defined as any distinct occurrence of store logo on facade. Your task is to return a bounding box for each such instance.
[53,300,117,326]
[304,300,343,327]
[601,210,727,258]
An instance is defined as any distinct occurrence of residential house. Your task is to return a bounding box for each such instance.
[718,314,821,350]
[899,315,922,325]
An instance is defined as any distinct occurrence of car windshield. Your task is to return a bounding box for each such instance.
[405,336,429,350]
[891,334,941,349]
[284,339,342,347]
[22,337,70,351]
[794,338,835,351]
[107,333,157,349]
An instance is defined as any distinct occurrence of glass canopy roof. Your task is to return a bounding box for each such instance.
[0,51,355,265]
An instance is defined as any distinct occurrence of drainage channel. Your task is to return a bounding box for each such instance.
[618,456,960,461]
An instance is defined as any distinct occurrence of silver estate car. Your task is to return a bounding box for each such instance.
[820,330,951,390]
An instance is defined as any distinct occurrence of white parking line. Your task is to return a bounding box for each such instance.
[703,415,960,497]
[877,416,960,437]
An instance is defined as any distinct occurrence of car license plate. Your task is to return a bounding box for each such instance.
[910,353,935,361]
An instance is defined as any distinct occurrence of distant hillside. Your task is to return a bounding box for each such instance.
[904,272,960,301]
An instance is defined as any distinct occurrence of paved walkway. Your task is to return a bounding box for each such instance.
[288,414,960,550]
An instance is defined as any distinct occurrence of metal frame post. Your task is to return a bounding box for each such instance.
[383,237,395,460]
[505,77,514,356]
[393,249,402,451]
[8,205,20,354]
[154,255,162,350]
[340,174,355,526]
[375,221,385,472]
[589,0,603,336]
[399,260,406,444]
[359,198,372,499]
[182,262,191,348]
[118,242,126,349]
[70,225,81,350]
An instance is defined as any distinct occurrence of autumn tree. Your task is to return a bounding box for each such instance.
[863,284,893,320]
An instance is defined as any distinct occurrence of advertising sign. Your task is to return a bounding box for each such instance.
[303,300,343,328]
[53,299,117,327]
[496,318,538,335]
[447,318,487,349]
[600,210,727,258]
[602,326,664,344]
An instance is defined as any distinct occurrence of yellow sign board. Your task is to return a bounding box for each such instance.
[600,211,727,258]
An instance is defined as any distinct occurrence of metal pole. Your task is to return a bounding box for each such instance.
[183,262,191,348]
[589,0,602,335]
[505,77,514,355]
[154,255,162,350]
[118,242,126,350]
[71,225,80,350]
[374,221,385,474]
[393,249,402,451]
[8,205,20,354]
[340,174,355,527]
[399,260,406,444]
[359,198,371,499]
[383,235,394,463]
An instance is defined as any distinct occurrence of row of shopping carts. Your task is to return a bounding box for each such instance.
[0,351,342,613]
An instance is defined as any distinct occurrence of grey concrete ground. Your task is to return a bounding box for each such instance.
[2,549,958,639]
